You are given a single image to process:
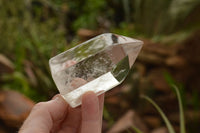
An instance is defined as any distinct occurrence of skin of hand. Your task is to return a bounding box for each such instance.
[19,91,104,133]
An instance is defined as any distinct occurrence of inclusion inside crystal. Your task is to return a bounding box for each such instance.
[49,33,143,108]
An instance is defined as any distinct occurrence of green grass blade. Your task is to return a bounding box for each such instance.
[103,106,114,126]
[141,95,176,133]
[172,85,186,133]
[131,126,143,133]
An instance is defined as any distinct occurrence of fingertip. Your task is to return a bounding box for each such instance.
[98,93,105,101]
[82,91,99,117]
[82,91,97,102]
[52,94,67,104]
[98,93,104,109]
[47,94,69,121]
[52,94,61,100]
[81,91,102,133]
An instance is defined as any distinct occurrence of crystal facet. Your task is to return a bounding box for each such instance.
[49,33,143,108]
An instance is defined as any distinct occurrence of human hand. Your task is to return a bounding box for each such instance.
[19,91,104,133]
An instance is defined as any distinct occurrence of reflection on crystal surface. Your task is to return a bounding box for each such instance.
[49,33,143,107]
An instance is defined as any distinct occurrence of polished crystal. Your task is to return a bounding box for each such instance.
[49,33,143,108]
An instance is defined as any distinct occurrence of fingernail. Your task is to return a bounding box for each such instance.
[52,94,60,100]
[52,95,68,105]
[82,91,97,103]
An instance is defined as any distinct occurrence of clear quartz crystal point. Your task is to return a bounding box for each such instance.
[49,33,143,108]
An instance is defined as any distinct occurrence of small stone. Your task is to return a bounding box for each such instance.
[0,90,34,127]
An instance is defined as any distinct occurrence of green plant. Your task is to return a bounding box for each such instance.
[172,85,186,133]
[103,106,115,127]
[0,0,66,101]
[131,126,143,133]
[66,0,107,31]
[133,0,200,36]
[141,95,176,133]
[140,84,186,133]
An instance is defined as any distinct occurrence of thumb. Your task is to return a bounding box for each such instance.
[81,91,101,133]
[19,95,68,133]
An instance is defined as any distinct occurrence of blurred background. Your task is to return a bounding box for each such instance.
[0,0,200,132]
